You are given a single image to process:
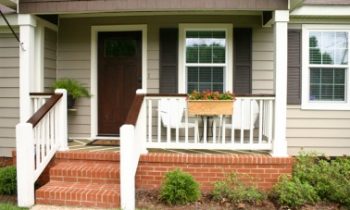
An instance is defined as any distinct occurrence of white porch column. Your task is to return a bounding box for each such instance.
[272,10,289,157]
[19,15,36,122]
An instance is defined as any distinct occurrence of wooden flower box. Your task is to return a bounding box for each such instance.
[187,100,234,116]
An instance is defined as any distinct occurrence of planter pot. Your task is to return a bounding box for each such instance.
[188,100,234,116]
[67,94,76,109]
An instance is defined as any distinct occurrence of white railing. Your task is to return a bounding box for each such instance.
[16,89,68,207]
[30,93,52,114]
[145,95,274,150]
[120,92,147,210]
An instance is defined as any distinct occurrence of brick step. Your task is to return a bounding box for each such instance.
[50,161,120,184]
[55,151,120,163]
[36,181,120,208]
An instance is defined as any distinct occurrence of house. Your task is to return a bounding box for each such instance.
[0,0,350,209]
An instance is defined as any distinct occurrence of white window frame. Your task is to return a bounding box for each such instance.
[302,24,350,110]
[178,24,233,93]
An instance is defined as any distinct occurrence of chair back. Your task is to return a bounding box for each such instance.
[159,98,186,128]
[232,99,259,129]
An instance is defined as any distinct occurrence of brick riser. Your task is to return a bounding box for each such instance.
[136,154,293,192]
[35,151,120,208]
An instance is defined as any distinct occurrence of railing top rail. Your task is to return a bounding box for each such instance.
[30,92,55,96]
[145,93,188,97]
[235,94,275,97]
[27,93,63,127]
[125,94,145,126]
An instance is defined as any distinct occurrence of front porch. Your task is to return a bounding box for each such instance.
[15,8,290,210]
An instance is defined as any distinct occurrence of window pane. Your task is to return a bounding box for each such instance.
[335,49,348,65]
[186,34,199,63]
[309,31,349,65]
[187,67,224,93]
[199,67,211,82]
[309,32,321,48]
[310,49,321,64]
[105,39,136,57]
[185,30,226,64]
[310,68,321,83]
[187,67,198,82]
[310,68,346,101]
[336,32,348,48]
[321,69,333,83]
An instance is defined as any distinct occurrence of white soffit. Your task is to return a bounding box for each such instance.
[291,5,350,17]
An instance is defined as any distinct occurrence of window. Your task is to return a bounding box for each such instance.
[302,25,350,110]
[179,24,233,93]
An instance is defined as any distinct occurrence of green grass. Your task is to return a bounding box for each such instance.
[0,203,28,210]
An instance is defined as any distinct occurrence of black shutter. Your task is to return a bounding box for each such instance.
[234,28,252,94]
[287,29,302,105]
[159,28,178,93]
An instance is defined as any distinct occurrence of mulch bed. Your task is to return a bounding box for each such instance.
[0,157,13,167]
[136,190,342,210]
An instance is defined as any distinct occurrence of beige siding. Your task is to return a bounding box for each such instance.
[0,32,19,156]
[57,15,274,137]
[252,28,274,94]
[44,28,57,91]
[287,105,350,156]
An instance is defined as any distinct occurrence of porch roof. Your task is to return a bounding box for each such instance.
[19,0,289,14]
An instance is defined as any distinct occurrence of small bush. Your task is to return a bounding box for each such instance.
[212,173,266,204]
[0,166,17,195]
[159,169,200,205]
[271,176,319,208]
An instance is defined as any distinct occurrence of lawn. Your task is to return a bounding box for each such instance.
[0,203,28,210]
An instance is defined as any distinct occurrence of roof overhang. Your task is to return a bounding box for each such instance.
[19,0,289,14]
[291,5,350,17]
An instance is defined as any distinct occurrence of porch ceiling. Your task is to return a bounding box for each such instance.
[19,0,288,14]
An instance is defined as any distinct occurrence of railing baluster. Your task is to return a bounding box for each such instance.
[148,99,152,143]
[268,100,273,143]
[240,99,244,144]
[222,116,226,144]
[203,117,207,144]
[258,100,263,144]
[213,118,216,144]
[175,99,179,144]
[157,100,161,143]
[185,104,189,144]
[249,99,254,144]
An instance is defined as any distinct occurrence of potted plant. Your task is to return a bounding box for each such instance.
[187,90,235,116]
[52,78,91,109]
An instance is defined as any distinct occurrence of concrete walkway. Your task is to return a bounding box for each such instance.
[30,205,116,210]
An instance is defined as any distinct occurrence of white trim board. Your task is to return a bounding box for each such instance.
[90,24,147,139]
[291,6,350,17]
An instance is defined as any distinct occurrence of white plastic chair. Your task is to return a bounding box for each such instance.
[159,98,198,141]
[224,98,259,130]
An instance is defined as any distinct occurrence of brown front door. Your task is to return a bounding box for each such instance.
[98,31,142,136]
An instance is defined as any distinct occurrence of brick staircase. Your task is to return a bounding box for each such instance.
[35,151,120,208]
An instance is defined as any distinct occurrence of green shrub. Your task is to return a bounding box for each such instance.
[271,176,319,208]
[212,173,266,204]
[272,152,350,209]
[159,169,200,205]
[0,166,17,195]
[0,203,28,210]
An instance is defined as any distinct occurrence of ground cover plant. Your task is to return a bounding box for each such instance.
[0,203,27,210]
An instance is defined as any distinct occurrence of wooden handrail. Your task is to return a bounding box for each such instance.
[27,93,63,127]
[30,92,55,96]
[125,95,145,125]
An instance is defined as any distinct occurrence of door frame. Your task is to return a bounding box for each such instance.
[90,25,147,139]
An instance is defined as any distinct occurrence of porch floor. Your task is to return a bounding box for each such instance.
[68,139,270,155]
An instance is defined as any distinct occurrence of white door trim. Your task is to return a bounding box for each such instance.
[90,24,147,138]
